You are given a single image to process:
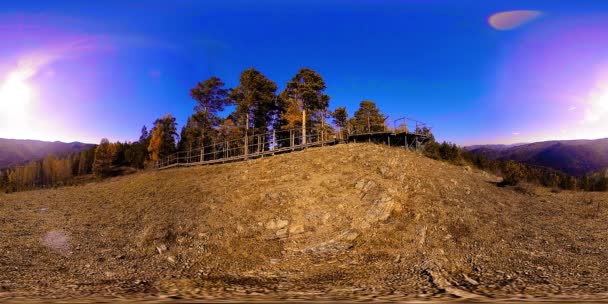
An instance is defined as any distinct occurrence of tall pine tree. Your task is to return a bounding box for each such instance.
[282,68,330,144]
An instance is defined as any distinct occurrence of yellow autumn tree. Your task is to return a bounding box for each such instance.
[93,138,116,178]
[147,122,164,163]
[281,99,303,130]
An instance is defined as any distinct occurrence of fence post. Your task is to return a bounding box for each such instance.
[244,131,249,160]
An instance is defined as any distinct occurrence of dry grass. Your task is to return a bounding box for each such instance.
[0,143,607,300]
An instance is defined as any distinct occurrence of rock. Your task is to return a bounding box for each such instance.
[364,194,396,223]
[288,224,305,235]
[464,166,472,172]
[344,230,360,241]
[355,179,376,192]
[355,179,366,190]
[267,219,289,230]
[167,256,176,263]
[156,244,168,255]
[276,228,288,238]
[276,219,289,229]
[463,274,479,286]
[265,220,277,230]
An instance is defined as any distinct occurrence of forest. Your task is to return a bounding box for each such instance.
[1,67,607,193]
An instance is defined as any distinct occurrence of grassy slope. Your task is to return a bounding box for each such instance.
[0,143,607,299]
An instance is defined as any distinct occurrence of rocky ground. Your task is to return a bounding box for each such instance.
[0,143,607,302]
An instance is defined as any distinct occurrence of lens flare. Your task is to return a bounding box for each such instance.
[488,10,542,31]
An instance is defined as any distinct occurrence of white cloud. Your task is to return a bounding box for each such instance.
[488,10,542,31]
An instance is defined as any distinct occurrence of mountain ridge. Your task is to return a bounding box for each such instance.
[0,138,95,169]
[468,138,608,176]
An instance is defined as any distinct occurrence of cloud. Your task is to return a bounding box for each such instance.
[488,10,542,31]
[512,132,520,136]
[568,106,577,111]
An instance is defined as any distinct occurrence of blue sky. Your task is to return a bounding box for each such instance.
[1,0,608,145]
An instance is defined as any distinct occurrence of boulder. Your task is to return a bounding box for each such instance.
[288,224,305,235]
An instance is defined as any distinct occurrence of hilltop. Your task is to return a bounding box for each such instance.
[0,138,94,169]
[469,138,608,176]
[0,143,607,301]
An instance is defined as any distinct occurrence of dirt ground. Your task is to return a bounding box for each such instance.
[0,143,607,302]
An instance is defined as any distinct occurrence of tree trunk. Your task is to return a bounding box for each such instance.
[321,113,325,143]
[302,109,306,145]
[244,112,249,158]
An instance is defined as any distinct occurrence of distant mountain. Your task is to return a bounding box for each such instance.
[465,143,528,151]
[0,138,95,169]
[468,138,608,176]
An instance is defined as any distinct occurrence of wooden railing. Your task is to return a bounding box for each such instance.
[154,116,431,170]
[154,127,337,170]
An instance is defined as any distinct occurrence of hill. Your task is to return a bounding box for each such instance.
[0,143,607,301]
[0,139,94,169]
[468,138,608,176]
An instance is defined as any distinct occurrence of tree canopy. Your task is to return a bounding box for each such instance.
[229,68,278,132]
[351,100,387,133]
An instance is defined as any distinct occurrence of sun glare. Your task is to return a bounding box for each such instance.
[583,83,608,129]
[0,73,32,136]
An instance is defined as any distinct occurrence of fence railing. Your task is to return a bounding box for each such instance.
[154,116,431,170]
[344,116,431,137]
[153,127,337,170]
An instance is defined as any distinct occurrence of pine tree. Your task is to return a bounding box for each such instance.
[230,68,278,132]
[282,68,330,144]
[332,107,348,139]
[351,100,386,133]
[229,68,278,154]
[189,77,230,151]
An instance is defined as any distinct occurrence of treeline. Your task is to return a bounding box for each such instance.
[424,140,608,192]
[0,139,150,192]
[0,148,95,192]
[124,68,392,165]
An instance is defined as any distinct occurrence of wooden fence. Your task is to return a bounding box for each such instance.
[155,117,431,170]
